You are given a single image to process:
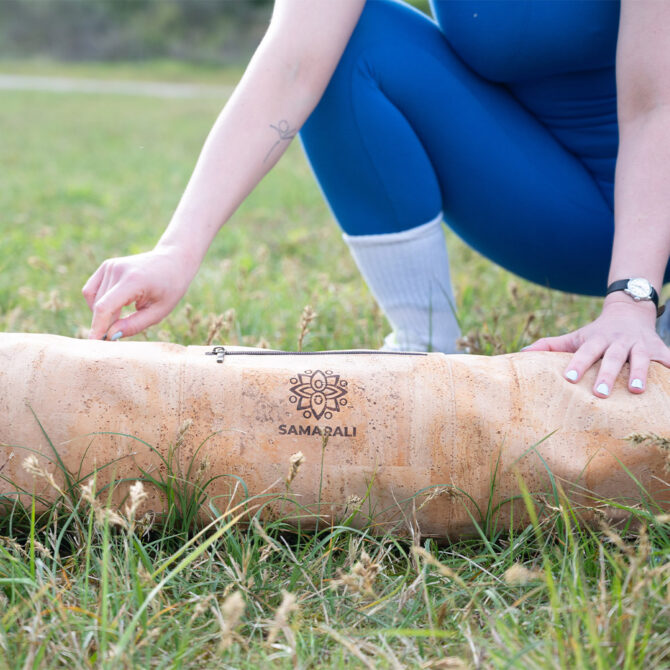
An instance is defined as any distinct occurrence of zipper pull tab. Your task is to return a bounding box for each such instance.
[205,346,226,363]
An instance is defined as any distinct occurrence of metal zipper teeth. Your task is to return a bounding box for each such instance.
[205,346,428,362]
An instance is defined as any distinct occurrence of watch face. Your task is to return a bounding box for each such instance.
[626,277,652,299]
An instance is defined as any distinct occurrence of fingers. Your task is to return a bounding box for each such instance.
[591,341,631,398]
[82,262,107,312]
[565,338,669,397]
[522,332,580,353]
[107,303,166,339]
[563,336,608,386]
[89,282,140,340]
[627,345,650,394]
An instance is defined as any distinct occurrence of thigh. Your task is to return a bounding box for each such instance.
[304,0,618,295]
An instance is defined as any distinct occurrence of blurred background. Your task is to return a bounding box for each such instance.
[0,0,430,66]
[0,0,577,352]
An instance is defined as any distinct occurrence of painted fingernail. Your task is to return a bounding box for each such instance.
[596,382,610,396]
[631,378,643,390]
[521,346,531,351]
[101,334,107,341]
[565,370,578,382]
[110,331,123,341]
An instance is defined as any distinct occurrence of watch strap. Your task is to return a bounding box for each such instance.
[606,278,663,316]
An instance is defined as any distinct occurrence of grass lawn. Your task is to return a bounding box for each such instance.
[0,62,668,669]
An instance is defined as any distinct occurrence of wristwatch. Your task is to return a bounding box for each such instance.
[606,278,664,317]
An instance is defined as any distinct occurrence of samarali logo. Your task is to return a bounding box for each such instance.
[288,369,348,420]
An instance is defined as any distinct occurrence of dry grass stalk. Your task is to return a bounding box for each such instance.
[266,590,298,649]
[22,455,66,499]
[184,303,202,340]
[420,658,469,669]
[318,624,376,670]
[297,305,317,352]
[188,594,214,626]
[456,329,506,355]
[413,546,468,589]
[206,313,226,346]
[124,481,148,526]
[214,590,245,652]
[417,486,457,511]
[80,480,127,529]
[42,289,65,312]
[0,449,14,476]
[136,564,154,590]
[252,516,281,563]
[627,431,670,472]
[598,520,635,557]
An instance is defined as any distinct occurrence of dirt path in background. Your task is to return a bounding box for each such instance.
[0,74,233,99]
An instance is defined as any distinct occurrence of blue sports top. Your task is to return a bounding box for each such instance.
[434,0,620,83]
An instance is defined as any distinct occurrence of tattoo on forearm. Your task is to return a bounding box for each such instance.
[264,120,297,163]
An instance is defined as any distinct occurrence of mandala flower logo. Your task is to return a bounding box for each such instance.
[289,369,348,420]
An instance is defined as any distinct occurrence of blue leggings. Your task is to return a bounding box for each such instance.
[299,0,663,297]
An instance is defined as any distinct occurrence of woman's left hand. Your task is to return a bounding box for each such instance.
[522,295,670,397]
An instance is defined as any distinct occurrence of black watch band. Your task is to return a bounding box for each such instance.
[606,278,664,317]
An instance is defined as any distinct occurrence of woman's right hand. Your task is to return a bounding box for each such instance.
[82,246,198,340]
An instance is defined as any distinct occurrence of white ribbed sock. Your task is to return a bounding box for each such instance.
[343,213,461,353]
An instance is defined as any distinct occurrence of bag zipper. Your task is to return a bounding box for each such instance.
[205,346,427,364]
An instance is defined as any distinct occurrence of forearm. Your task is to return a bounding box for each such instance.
[609,107,670,293]
[156,27,336,266]
[154,0,366,266]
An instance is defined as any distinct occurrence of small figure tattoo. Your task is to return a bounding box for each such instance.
[264,119,297,163]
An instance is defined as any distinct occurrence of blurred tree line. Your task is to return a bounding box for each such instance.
[0,0,431,65]
[0,0,273,63]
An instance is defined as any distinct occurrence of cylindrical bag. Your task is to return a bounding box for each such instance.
[0,333,668,537]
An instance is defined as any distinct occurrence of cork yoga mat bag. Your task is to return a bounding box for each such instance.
[0,333,668,537]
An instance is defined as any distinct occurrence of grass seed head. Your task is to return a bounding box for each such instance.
[22,455,42,478]
[418,486,457,511]
[175,418,193,449]
[216,590,246,652]
[22,455,65,497]
[503,563,545,586]
[80,479,127,529]
[285,451,304,488]
[345,494,362,510]
[297,304,317,351]
[1,535,27,557]
[333,549,381,599]
[124,480,148,521]
[32,540,53,560]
